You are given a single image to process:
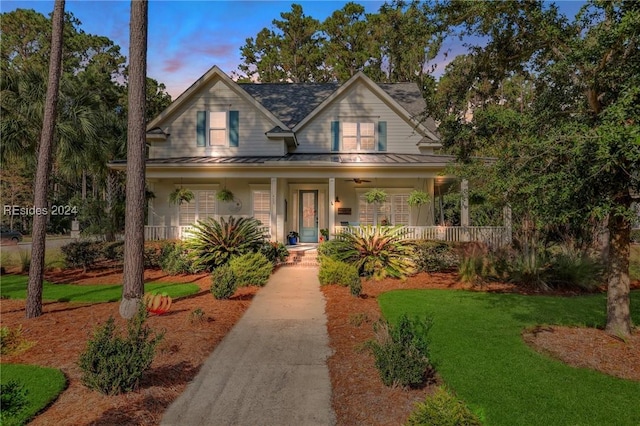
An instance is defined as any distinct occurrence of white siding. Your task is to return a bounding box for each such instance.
[296,81,424,154]
[149,78,286,159]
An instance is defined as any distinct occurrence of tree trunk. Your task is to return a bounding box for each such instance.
[26,0,65,319]
[605,211,631,337]
[120,0,148,319]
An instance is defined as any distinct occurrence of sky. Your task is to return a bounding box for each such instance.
[2,0,586,100]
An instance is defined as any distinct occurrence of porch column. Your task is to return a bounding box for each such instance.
[270,177,277,242]
[461,179,470,242]
[328,178,336,236]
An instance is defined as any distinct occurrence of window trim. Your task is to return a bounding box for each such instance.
[342,121,377,152]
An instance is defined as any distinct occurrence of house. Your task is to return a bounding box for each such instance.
[110,66,509,246]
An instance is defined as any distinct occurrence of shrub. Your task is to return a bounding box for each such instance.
[18,250,31,273]
[0,325,33,355]
[159,241,196,274]
[507,245,551,290]
[142,241,172,268]
[211,264,237,299]
[413,240,459,273]
[406,386,482,426]
[78,304,164,395]
[349,275,362,297]
[61,241,101,272]
[367,314,434,388]
[316,239,343,260]
[189,308,206,324]
[187,216,266,271]
[102,241,125,262]
[547,250,604,291]
[228,252,272,287]
[630,229,640,244]
[259,241,289,265]
[318,256,360,287]
[332,225,417,280]
[0,380,28,423]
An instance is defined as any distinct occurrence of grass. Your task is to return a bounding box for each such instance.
[0,364,67,426]
[0,275,199,302]
[631,244,640,281]
[378,289,640,426]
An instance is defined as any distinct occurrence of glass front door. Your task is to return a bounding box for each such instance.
[299,190,318,243]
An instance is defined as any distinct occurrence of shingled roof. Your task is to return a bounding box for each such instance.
[240,81,436,133]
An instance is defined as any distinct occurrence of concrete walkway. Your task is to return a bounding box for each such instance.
[161,266,336,426]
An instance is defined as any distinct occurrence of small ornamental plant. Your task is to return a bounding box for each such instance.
[217,188,234,202]
[364,188,388,204]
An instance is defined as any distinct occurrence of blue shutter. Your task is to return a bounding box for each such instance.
[229,110,239,147]
[331,121,340,151]
[196,111,206,147]
[377,121,387,152]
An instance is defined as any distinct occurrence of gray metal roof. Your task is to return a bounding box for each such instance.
[240,81,436,132]
[120,152,455,166]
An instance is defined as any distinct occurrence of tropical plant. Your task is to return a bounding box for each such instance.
[332,225,416,280]
[363,188,388,204]
[187,216,266,271]
[259,241,289,265]
[168,187,194,205]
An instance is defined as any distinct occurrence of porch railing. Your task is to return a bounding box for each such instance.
[334,225,509,248]
[144,224,270,241]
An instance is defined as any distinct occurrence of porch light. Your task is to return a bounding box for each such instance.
[335,196,341,203]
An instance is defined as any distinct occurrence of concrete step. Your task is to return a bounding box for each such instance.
[283,248,319,267]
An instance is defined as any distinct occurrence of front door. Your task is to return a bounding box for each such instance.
[299,190,318,243]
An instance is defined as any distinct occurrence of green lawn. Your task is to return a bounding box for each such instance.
[0,275,199,302]
[0,364,66,426]
[378,289,640,426]
[631,244,640,281]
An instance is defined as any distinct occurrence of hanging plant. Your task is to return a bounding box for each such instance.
[169,187,194,205]
[364,188,388,204]
[217,188,235,202]
[408,189,431,224]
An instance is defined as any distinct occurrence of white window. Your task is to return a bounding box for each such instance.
[358,193,410,226]
[179,190,217,226]
[252,190,271,226]
[343,122,375,151]
[209,111,227,146]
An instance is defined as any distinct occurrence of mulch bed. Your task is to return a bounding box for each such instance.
[1,266,638,425]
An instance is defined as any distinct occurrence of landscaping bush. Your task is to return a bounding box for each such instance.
[331,225,417,280]
[318,256,360,287]
[78,304,164,395]
[259,241,289,265]
[413,240,460,273]
[0,380,28,424]
[316,239,343,260]
[367,314,434,388]
[547,250,604,291]
[0,325,33,355]
[630,229,640,244]
[349,275,362,297]
[102,241,125,262]
[61,241,101,272]
[210,264,237,299]
[159,241,196,275]
[406,386,482,426]
[228,252,272,287]
[187,216,266,271]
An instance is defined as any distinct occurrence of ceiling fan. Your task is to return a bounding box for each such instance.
[345,178,371,184]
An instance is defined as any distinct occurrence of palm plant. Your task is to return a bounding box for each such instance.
[333,225,416,280]
[186,216,267,271]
